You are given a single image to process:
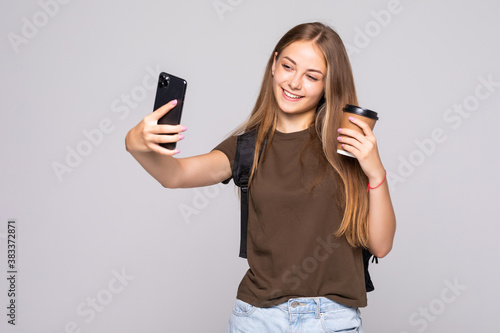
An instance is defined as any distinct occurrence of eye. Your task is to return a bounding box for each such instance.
[307,75,319,81]
[281,63,292,71]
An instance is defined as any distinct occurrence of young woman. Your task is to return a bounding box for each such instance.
[126,22,396,333]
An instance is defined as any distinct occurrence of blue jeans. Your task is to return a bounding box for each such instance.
[227,296,363,333]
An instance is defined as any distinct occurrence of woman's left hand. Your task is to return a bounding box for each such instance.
[337,117,386,183]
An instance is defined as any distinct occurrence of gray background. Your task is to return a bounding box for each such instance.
[1,0,499,332]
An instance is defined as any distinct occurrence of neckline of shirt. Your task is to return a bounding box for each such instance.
[274,127,311,140]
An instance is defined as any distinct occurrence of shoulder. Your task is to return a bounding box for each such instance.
[212,135,238,167]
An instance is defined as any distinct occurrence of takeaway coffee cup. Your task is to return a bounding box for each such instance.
[337,104,379,158]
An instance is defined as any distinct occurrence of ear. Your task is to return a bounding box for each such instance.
[271,51,278,76]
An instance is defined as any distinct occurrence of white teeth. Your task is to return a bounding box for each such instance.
[283,89,302,99]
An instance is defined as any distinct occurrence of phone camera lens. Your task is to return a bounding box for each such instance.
[159,75,170,88]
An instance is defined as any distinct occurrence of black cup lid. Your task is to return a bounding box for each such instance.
[343,104,379,120]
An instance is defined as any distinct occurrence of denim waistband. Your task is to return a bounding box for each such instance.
[275,297,348,319]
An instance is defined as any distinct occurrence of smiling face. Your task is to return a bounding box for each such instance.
[271,40,327,127]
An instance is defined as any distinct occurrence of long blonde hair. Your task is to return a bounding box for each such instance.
[234,22,369,248]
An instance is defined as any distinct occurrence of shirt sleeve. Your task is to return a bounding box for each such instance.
[212,135,238,184]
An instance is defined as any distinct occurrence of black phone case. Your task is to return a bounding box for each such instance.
[153,72,187,150]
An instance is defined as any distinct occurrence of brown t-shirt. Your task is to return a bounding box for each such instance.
[213,128,367,308]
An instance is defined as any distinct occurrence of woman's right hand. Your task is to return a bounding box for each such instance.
[125,99,187,155]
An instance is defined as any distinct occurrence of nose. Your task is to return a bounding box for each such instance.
[288,73,302,90]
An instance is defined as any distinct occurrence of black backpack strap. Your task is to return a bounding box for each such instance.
[362,248,378,292]
[233,130,258,258]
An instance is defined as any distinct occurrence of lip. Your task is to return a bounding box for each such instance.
[281,88,304,102]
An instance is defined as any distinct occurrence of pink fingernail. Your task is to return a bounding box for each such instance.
[172,99,178,105]
[337,136,342,141]
[181,126,188,131]
[179,134,185,140]
[337,128,342,132]
[342,144,345,148]
[174,149,180,154]
[349,116,354,121]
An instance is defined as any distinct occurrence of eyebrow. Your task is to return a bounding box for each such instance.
[283,56,324,75]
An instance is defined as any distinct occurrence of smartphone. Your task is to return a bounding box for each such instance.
[153,72,187,150]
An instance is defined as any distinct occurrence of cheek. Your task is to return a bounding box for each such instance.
[272,77,281,94]
[272,78,283,101]
[272,70,283,85]
[307,83,324,100]
[273,69,288,84]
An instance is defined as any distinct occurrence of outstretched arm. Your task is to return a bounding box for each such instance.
[125,100,231,188]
